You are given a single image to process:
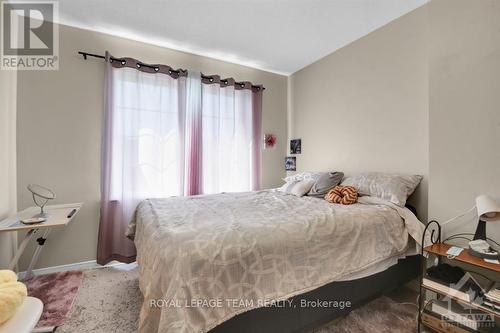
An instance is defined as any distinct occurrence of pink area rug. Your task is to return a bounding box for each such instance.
[25,270,84,328]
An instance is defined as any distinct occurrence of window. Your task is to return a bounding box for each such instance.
[107,69,261,199]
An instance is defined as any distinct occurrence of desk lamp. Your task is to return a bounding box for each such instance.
[469,195,500,259]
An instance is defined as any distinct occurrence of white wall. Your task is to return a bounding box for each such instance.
[288,0,500,248]
[16,23,288,270]
[0,69,17,268]
[429,0,500,242]
[288,7,429,219]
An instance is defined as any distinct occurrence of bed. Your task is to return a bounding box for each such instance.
[127,190,426,333]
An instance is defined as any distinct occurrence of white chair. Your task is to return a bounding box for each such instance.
[0,297,43,333]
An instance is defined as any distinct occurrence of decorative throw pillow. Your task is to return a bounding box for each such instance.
[0,270,27,325]
[340,172,422,207]
[307,172,344,198]
[283,172,323,183]
[324,185,358,205]
[278,179,315,197]
[0,270,17,284]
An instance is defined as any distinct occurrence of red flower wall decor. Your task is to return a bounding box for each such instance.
[264,134,276,149]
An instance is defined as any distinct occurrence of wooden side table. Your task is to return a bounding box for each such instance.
[417,221,500,332]
[0,203,82,279]
[0,297,43,333]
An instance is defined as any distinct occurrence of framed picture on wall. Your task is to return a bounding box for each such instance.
[290,139,301,154]
[285,157,296,171]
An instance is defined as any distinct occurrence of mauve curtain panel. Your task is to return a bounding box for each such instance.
[98,51,137,264]
[97,51,263,264]
[252,88,263,190]
[185,71,203,195]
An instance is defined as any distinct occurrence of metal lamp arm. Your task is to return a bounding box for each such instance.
[32,193,49,214]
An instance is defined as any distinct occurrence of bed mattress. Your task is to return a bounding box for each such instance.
[127,190,425,333]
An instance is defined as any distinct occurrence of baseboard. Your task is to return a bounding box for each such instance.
[17,260,131,279]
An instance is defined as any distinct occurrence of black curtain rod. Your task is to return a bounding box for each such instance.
[78,51,104,60]
[78,51,265,90]
[78,51,183,73]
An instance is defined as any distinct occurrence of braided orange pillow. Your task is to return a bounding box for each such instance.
[324,185,358,205]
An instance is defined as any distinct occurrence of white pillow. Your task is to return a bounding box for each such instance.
[341,172,422,207]
[278,179,315,197]
[283,172,323,183]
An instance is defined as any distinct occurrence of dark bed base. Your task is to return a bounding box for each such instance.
[210,255,421,333]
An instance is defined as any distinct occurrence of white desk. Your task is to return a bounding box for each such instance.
[0,297,43,333]
[0,203,82,279]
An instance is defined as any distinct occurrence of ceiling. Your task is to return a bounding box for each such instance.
[56,0,427,75]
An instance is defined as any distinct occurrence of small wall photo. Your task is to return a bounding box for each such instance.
[285,156,296,171]
[290,139,301,154]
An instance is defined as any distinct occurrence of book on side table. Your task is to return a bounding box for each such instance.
[422,300,497,333]
[422,272,489,304]
[484,283,500,315]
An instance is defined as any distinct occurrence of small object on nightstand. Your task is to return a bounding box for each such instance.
[20,217,46,225]
[469,239,500,260]
[484,258,500,264]
[446,246,464,259]
[67,209,77,218]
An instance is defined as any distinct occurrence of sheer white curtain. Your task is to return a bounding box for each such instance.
[201,84,254,193]
[110,68,186,200]
[98,57,187,264]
